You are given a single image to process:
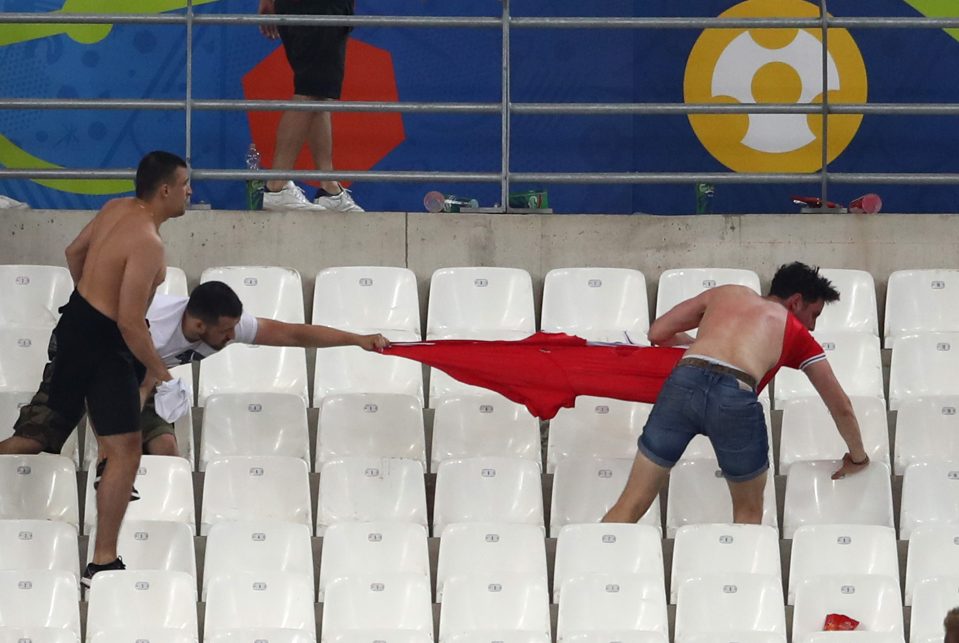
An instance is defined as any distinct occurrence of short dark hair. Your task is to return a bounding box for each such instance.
[186,281,243,325]
[768,262,840,303]
[135,151,187,199]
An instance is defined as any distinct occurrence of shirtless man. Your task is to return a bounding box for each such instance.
[603,262,870,525]
[42,150,189,585]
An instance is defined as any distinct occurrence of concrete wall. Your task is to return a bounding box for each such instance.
[3,209,958,327]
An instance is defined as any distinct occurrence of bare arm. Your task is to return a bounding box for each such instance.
[116,240,172,382]
[648,291,709,346]
[804,359,870,478]
[64,217,97,283]
[258,0,279,39]
[253,318,390,351]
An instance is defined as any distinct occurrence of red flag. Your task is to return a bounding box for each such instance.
[384,332,685,420]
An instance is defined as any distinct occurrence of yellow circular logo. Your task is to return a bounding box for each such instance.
[684,0,867,173]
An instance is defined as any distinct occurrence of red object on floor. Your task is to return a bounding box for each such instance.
[823,613,860,631]
[384,332,685,420]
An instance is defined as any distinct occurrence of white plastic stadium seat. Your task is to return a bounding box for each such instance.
[788,525,898,604]
[815,268,879,335]
[900,461,959,540]
[433,456,544,536]
[322,574,433,640]
[319,522,429,601]
[911,577,959,643]
[156,266,188,297]
[792,575,903,641]
[90,630,195,643]
[885,269,959,348]
[439,574,551,642]
[783,460,894,538]
[905,525,959,605]
[432,394,540,472]
[426,267,535,341]
[671,524,780,604]
[774,332,883,408]
[561,634,668,643]
[0,327,52,391]
[0,265,72,328]
[779,396,889,474]
[323,634,432,643]
[316,457,427,535]
[541,268,650,343]
[198,344,309,407]
[895,397,959,474]
[889,332,959,410]
[0,629,80,643]
[204,572,315,639]
[655,268,761,321]
[86,520,196,580]
[204,520,313,600]
[546,397,652,473]
[201,456,311,535]
[550,457,661,537]
[445,634,551,643]
[0,455,78,527]
[312,266,420,336]
[0,570,80,636]
[557,574,667,640]
[85,455,195,535]
[554,524,664,604]
[86,570,197,640]
[437,522,547,601]
[666,459,777,538]
[0,391,32,443]
[206,632,316,643]
[317,394,426,470]
[0,519,79,581]
[674,574,785,643]
[313,339,424,408]
[201,266,304,323]
[681,635,785,643]
[200,393,309,471]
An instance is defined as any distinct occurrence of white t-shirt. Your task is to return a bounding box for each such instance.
[148,295,259,367]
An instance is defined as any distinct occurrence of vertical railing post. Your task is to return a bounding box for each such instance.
[500,0,511,212]
[820,0,830,206]
[185,0,195,171]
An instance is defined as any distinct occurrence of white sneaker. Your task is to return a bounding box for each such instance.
[313,186,364,212]
[0,195,29,209]
[263,181,325,211]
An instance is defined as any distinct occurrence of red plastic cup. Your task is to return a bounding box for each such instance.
[848,193,882,214]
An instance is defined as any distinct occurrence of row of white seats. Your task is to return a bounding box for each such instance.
[4,451,959,540]
[6,386,957,483]
[3,320,959,412]
[2,563,956,643]
[8,516,959,609]
[5,263,959,346]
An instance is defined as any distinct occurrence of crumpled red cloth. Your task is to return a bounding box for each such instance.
[383,332,685,420]
[823,613,860,631]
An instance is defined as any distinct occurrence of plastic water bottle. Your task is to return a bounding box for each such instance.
[695,182,715,214]
[424,190,479,213]
[245,143,264,210]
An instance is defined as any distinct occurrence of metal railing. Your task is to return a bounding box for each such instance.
[2,2,959,211]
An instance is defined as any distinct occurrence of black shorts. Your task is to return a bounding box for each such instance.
[276,0,353,99]
[14,291,146,445]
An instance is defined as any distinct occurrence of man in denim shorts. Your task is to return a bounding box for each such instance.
[604,262,871,525]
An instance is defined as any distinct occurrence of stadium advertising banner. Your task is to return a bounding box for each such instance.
[0,0,957,214]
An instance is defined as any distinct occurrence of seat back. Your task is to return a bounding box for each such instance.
[541,268,650,342]
[0,265,72,327]
[546,397,651,473]
[201,266,304,323]
[200,393,309,470]
[426,267,535,339]
[816,268,879,335]
[889,332,959,409]
[313,267,420,335]
[432,395,540,472]
[317,394,425,470]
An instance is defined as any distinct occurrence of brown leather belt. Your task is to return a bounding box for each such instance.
[678,356,758,391]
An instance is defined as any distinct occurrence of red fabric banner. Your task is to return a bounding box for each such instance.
[384,332,685,420]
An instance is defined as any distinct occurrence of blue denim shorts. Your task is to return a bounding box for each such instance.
[638,364,769,482]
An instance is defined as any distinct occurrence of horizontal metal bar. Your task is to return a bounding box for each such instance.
[5,168,959,185]
[4,13,959,29]
[7,98,959,116]
[0,13,500,27]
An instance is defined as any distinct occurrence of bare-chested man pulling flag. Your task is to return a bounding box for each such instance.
[604,262,870,525]
[44,151,190,585]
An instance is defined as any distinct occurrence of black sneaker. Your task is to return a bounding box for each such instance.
[81,556,125,589]
[93,459,140,501]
